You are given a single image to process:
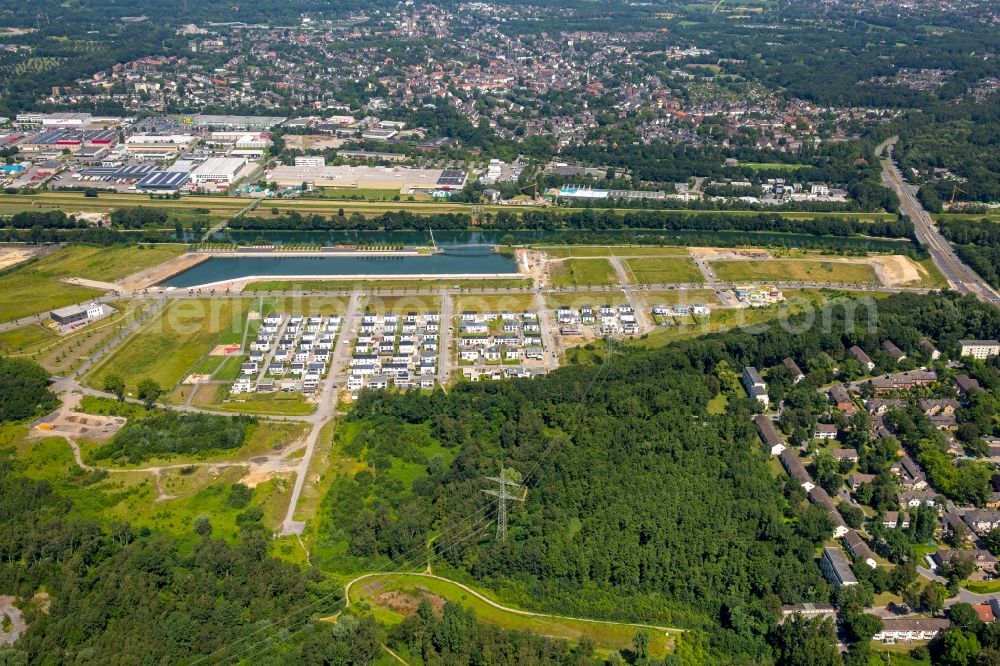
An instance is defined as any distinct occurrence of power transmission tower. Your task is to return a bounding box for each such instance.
[482,467,523,542]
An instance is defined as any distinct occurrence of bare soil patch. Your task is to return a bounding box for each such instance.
[283,135,345,151]
[689,247,771,261]
[374,589,447,617]
[31,409,126,441]
[870,255,922,287]
[0,596,26,646]
[0,247,34,270]
[209,344,242,356]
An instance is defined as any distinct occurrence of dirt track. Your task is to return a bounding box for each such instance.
[118,253,209,291]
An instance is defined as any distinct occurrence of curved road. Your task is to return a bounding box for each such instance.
[344,571,678,635]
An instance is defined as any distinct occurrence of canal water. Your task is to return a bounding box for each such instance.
[161,252,520,288]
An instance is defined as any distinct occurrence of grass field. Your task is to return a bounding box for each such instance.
[310,188,410,201]
[638,289,721,308]
[86,298,250,392]
[623,257,704,284]
[546,291,629,309]
[538,245,690,258]
[1,191,898,222]
[32,244,187,282]
[0,192,246,221]
[0,259,101,324]
[348,573,678,658]
[0,323,58,353]
[1,423,292,539]
[915,258,950,289]
[454,293,536,313]
[550,258,619,287]
[738,162,809,172]
[935,212,1000,222]
[261,295,349,316]
[0,245,186,324]
[363,295,442,315]
[206,386,317,416]
[710,259,878,284]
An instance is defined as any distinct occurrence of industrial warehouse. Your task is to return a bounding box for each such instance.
[265,165,467,193]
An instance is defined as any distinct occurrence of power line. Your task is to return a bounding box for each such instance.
[482,465,524,541]
[204,314,623,664]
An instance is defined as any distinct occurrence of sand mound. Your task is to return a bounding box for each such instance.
[871,255,922,287]
[0,248,34,270]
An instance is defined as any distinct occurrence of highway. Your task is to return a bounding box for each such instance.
[878,137,1000,307]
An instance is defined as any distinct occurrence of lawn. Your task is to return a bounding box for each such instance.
[312,188,409,201]
[706,393,727,415]
[348,573,678,658]
[546,291,629,309]
[213,355,247,381]
[363,295,442,315]
[711,259,878,284]
[262,295,349,316]
[550,258,619,287]
[454,293,535,313]
[0,260,102,324]
[623,257,704,285]
[961,580,1000,594]
[0,245,186,324]
[86,298,250,392]
[639,289,721,308]
[0,323,57,353]
[738,162,810,172]
[31,244,187,282]
[915,258,949,289]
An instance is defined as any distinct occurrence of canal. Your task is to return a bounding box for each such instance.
[161,252,520,288]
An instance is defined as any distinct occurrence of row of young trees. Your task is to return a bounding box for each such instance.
[231,208,914,239]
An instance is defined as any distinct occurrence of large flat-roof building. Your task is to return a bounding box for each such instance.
[125,134,197,157]
[190,157,247,185]
[184,114,286,130]
[135,170,190,193]
[266,164,466,192]
[50,302,109,326]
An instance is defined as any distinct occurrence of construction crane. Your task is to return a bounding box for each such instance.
[949,183,969,206]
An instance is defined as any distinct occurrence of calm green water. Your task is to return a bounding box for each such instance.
[162,252,519,288]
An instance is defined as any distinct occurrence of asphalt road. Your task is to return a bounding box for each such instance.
[878,137,1000,307]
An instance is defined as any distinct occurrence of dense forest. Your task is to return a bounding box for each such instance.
[936,217,1000,288]
[893,97,1000,205]
[313,292,1000,664]
[0,357,58,423]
